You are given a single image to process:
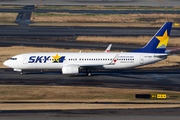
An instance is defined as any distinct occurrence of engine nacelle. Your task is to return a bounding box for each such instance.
[62,66,79,74]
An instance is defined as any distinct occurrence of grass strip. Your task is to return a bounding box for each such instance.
[36,6,180,11]
[0,85,180,101]
[1,103,180,110]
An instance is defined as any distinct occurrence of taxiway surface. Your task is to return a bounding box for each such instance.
[0,0,179,6]
[1,9,180,14]
[1,68,180,91]
[0,26,179,37]
[0,108,180,120]
[0,37,143,52]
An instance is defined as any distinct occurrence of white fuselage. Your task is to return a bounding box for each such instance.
[4,52,166,71]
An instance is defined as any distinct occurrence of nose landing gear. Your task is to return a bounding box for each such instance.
[13,69,23,75]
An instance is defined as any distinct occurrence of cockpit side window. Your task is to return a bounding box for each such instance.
[9,58,17,60]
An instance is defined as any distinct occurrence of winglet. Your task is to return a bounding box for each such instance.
[108,54,119,65]
[105,44,112,53]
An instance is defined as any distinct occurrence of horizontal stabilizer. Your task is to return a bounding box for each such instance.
[154,54,168,58]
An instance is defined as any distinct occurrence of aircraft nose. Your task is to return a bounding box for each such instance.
[3,60,10,67]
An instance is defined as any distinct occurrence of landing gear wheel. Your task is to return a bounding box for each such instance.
[86,70,92,76]
[20,71,23,75]
[88,72,91,76]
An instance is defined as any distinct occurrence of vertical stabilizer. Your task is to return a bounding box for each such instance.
[131,22,172,53]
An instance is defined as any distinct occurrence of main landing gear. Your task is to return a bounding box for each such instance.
[86,70,92,76]
[20,71,23,75]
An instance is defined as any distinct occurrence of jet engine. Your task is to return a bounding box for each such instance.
[62,66,79,74]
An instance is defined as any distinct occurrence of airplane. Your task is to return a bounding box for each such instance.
[3,22,172,76]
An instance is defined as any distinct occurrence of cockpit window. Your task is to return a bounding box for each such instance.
[9,58,17,60]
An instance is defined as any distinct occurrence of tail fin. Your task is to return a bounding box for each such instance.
[131,22,172,53]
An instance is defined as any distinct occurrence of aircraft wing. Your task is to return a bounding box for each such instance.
[107,54,119,65]
[64,54,119,69]
[79,54,119,68]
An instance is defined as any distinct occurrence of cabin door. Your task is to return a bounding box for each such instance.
[23,56,28,64]
[140,55,144,64]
